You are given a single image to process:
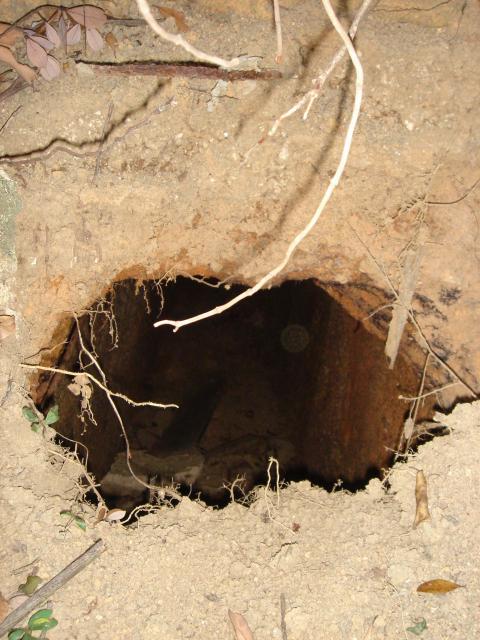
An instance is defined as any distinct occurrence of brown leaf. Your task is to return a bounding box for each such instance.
[154,5,189,32]
[26,37,48,68]
[413,469,430,528]
[39,55,61,81]
[45,22,62,48]
[228,610,254,640]
[27,34,54,51]
[67,5,107,30]
[0,23,23,47]
[86,28,104,52]
[95,504,108,524]
[0,45,36,83]
[66,23,82,45]
[417,579,463,594]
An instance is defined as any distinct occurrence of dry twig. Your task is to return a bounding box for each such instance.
[79,61,282,81]
[272,0,283,64]
[155,0,364,331]
[0,540,105,637]
[20,363,177,410]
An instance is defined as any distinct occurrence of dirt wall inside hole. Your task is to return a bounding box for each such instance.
[1,0,479,410]
[36,278,435,497]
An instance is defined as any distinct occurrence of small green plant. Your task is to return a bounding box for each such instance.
[18,575,42,596]
[8,608,58,640]
[22,405,59,433]
[60,510,86,531]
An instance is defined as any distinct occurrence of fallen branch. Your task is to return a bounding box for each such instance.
[0,540,105,638]
[136,0,241,69]
[154,0,364,332]
[77,61,282,81]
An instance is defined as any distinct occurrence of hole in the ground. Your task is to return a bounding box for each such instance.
[37,277,436,511]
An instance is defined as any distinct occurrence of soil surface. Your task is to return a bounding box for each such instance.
[1,0,480,638]
[1,393,479,639]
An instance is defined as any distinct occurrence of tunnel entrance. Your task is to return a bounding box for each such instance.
[37,276,434,510]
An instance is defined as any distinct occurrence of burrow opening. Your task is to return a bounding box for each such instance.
[38,277,436,510]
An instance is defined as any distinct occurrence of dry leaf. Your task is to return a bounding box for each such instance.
[86,28,104,52]
[95,504,108,524]
[228,610,254,640]
[45,22,62,47]
[0,591,9,623]
[67,6,107,30]
[27,34,54,51]
[0,23,23,47]
[413,469,430,528]
[417,579,463,594]
[26,37,48,68]
[67,23,82,45]
[105,508,126,522]
[0,45,36,83]
[154,5,189,32]
[0,314,15,341]
[39,55,61,80]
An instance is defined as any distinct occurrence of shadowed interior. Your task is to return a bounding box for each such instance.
[38,277,434,508]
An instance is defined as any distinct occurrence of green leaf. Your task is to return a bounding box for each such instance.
[19,575,42,596]
[22,406,38,423]
[30,618,57,632]
[30,423,40,433]
[22,633,35,640]
[407,618,427,636]
[74,516,86,531]
[8,629,25,640]
[45,405,59,425]
[27,609,53,630]
[60,511,86,531]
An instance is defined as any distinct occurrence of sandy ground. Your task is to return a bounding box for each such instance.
[1,0,480,638]
[0,392,479,639]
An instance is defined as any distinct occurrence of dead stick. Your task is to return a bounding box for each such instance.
[77,61,283,81]
[0,539,105,637]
